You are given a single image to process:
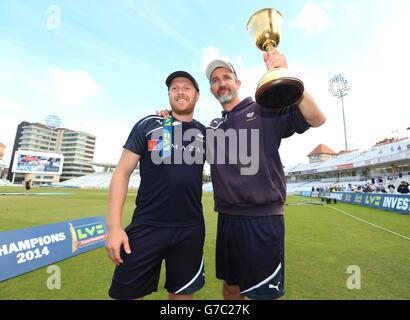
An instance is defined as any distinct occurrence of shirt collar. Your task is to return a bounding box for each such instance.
[221,97,254,118]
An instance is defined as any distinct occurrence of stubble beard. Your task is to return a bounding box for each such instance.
[170,99,196,116]
[215,91,236,105]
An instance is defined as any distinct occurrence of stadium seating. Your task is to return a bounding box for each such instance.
[41,138,409,192]
[54,171,141,189]
[0,179,12,186]
[202,182,213,192]
[286,138,410,193]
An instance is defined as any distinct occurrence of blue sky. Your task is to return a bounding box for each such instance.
[1,0,410,167]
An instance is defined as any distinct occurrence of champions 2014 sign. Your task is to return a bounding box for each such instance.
[0,216,107,281]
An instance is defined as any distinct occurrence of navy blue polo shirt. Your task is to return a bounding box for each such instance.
[124,115,206,227]
[208,97,311,216]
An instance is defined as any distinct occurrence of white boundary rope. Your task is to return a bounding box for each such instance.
[294,196,410,241]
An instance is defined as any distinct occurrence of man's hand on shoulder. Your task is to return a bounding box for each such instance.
[155,109,171,118]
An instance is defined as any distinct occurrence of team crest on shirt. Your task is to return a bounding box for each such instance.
[246,112,256,122]
[148,140,163,151]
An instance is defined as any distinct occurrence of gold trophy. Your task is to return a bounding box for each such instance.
[247,8,304,108]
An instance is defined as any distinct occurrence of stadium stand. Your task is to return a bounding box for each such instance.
[54,171,141,189]
[287,138,410,193]
[0,179,12,186]
[18,137,407,193]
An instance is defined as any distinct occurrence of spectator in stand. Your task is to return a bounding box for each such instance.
[378,180,386,193]
[397,181,410,194]
[364,184,374,193]
[388,184,396,194]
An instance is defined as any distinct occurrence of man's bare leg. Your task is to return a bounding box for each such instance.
[169,293,193,300]
[223,282,244,300]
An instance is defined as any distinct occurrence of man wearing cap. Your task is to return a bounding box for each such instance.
[206,48,326,300]
[106,71,206,300]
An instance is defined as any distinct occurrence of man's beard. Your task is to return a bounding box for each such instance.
[215,91,235,105]
[170,99,196,115]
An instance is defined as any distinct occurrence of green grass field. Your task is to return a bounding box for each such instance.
[0,187,409,300]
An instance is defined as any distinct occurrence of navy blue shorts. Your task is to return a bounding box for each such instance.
[108,223,205,300]
[216,214,285,300]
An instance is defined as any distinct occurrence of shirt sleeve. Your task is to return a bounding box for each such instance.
[123,122,146,156]
[280,104,311,139]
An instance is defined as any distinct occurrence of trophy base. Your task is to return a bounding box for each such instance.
[255,68,304,109]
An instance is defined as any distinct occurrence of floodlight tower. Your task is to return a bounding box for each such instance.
[45,115,61,152]
[329,74,351,152]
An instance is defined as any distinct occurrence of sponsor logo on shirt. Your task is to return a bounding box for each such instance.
[148,140,163,151]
